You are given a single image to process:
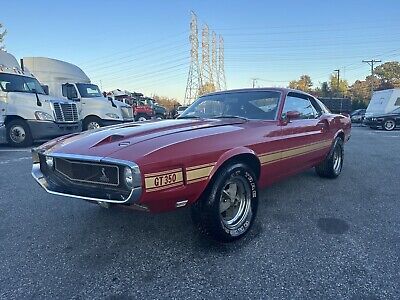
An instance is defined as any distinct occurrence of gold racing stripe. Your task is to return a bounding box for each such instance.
[186,163,216,184]
[144,169,184,192]
[259,140,332,166]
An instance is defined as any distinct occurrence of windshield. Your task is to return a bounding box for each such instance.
[0,73,46,94]
[76,83,103,98]
[179,91,281,120]
[391,107,400,114]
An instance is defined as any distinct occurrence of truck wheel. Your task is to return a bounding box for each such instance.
[136,115,148,122]
[155,114,165,120]
[315,137,344,179]
[191,162,258,242]
[383,119,396,131]
[84,117,102,131]
[6,119,33,147]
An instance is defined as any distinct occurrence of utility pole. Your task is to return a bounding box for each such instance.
[201,24,213,88]
[362,59,381,95]
[334,69,340,96]
[251,78,259,88]
[211,31,219,91]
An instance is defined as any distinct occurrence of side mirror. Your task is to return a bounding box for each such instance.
[286,110,301,120]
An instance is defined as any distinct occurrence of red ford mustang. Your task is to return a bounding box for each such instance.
[32,88,351,241]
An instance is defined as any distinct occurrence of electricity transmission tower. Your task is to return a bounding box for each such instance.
[218,35,226,90]
[211,31,220,91]
[184,11,202,104]
[201,24,213,87]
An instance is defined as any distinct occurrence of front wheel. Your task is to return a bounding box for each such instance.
[383,119,396,131]
[191,162,258,242]
[315,138,344,178]
[6,119,33,147]
[83,117,103,131]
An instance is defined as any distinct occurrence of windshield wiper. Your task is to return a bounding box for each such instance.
[213,115,248,121]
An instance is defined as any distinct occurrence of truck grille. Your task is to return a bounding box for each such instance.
[121,106,133,120]
[53,103,79,123]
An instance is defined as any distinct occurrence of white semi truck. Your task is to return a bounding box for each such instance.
[23,57,134,130]
[0,50,81,147]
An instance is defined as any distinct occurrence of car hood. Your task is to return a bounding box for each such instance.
[43,118,246,158]
[369,113,399,118]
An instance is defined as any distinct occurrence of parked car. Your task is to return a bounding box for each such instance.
[175,105,188,118]
[364,107,400,131]
[319,97,352,114]
[350,109,366,123]
[31,88,351,241]
[153,103,167,119]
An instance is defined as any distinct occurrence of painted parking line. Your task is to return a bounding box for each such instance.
[0,157,31,165]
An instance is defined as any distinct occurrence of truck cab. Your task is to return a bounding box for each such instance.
[0,51,81,147]
[62,82,134,130]
[23,57,134,131]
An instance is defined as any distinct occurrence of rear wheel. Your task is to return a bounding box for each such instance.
[191,162,258,242]
[383,119,396,131]
[84,117,102,131]
[315,137,344,178]
[6,119,33,147]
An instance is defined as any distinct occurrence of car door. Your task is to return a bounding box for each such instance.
[279,92,330,175]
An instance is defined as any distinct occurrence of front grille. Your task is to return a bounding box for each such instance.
[53,102,79,122]
[54,158,119,186]
[121,106,133,120]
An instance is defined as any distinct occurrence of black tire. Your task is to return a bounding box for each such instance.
[315,138,344,178]
[191,162,258,242]
[6,119,33,147]
[135,114,149,122]
[155,114,165,120]
[383,119,396,131]
[83,116,103,131]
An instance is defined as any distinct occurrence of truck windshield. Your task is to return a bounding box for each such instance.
[76,83,103,98]
[0,73,46,94]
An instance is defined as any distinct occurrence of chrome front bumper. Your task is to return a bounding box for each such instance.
[31,151,142,204]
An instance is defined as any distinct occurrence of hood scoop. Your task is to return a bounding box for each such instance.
[90,134,127,148]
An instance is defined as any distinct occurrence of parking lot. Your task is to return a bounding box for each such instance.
[0,126,399,299]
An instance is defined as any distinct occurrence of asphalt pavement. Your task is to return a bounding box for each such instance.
[0,126,399,299]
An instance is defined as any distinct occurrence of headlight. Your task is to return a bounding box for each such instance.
[45,156,54,169]
[124,167,133,188]
[35,111,54,121]
[106,113,120,119]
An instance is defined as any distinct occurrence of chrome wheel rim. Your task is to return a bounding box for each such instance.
[10,125,26,143]
[384,120,395,130]
[138,117,147,122]
[333,147,342,174]
[87,122,101,130]
[219,177,251,230]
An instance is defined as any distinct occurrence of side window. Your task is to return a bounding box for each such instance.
[283,94,317,119]
[62,84,78,99]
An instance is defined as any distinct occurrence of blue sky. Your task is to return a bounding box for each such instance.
[2,0,400,100]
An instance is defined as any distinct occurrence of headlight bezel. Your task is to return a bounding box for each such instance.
[105,113,120,119]
[35,111,54,121]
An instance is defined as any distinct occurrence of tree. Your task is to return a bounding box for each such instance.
[288,75,313,92]
[374,61,400,89]
[152,95,181,111]
[329,74,348,97]
[0,23,6,50]
[198,82,216,96]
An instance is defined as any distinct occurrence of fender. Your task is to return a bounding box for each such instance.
[209,146,260,180]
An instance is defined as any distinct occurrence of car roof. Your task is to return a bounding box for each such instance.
[200,87,314,98]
